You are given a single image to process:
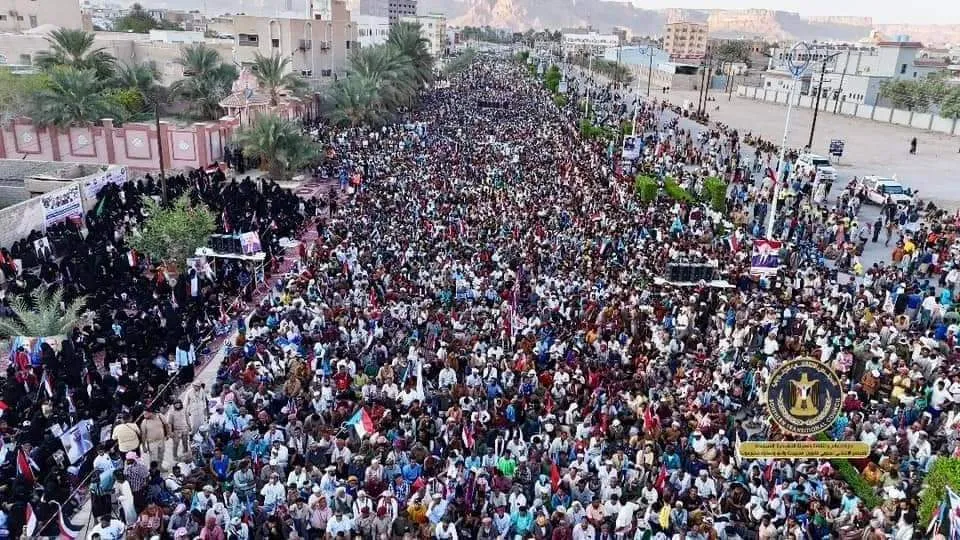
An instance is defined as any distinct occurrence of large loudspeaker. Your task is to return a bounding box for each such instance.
[665,263,716,282]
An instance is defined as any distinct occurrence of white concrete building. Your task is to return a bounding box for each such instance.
[0,0,83,32]
[400,13,446,57]
[355,15,389,48]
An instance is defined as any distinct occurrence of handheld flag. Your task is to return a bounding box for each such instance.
[42,371,54,398]
[24,503,37,537]
[550,462,561,491]
[17,448,37,484]
[346,408,374,439]
[53,501,80,540]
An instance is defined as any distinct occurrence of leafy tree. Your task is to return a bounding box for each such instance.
[702,176,728,212]
[114,3,162,33]
[0,287,86,338]
[324,75,384,128]
[387,22,434,87]
[635,175,658,203]
[715,41,751,64]
[112,61,160,97]
[235,116,318,179]
[172,43,238,120]
[31,67,118,127]
[104,87,146,122]
[0,71,50,123]
[940,87,960,119]
[920,458,960,526]
[544,64,562,93]
[251,52,308,106]
[125,195,216,269]
[880,73,952,111]
[347,45,417,112]
[34,28,116,81]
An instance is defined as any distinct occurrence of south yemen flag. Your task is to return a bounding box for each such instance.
[346,408,374,438]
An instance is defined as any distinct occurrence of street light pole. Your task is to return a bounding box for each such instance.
[766,41,810,239]
[808,52,840,149]
[646,46,653,97]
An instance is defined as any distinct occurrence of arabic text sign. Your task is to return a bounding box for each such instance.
[738,441,870,459]
[41,184,83,226]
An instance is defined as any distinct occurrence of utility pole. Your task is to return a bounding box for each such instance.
[832,49,852,114]
[696,57,708,115]
[646,46,653,97]
[808,52,841,148]
[699,55,712,115]
[154,101,167,204]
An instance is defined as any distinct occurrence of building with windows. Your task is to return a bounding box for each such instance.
[762,39,949,105]
[388,0,417,26]
[663,21,708,61]
[356,15,389,48]
[349,0,388,18]
[0,0,83,32]
[399,13,446,57]
[208,0,358,86]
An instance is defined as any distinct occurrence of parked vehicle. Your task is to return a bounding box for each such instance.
[796,153,837,182]
[860,175,915,206]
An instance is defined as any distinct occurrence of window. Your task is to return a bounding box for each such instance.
[0,14,6,20]
[29,15,37,27]
[301,69,312,76]
[321,69,332,77]
[913,72,917,78]
[345,40,351,49]
[271,38,279,48]
[19,54,31,65]
[238,34,259,46]
[900,63,906,74]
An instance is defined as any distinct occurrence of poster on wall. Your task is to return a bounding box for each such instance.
[83,167,128,200]
[41,185,83,227]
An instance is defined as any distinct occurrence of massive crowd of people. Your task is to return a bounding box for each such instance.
[2,53,960,540]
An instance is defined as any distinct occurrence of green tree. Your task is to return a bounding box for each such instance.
[251,52,308,106]
[114,3,162,33]
[172,43,238,120]
[347,44,418,111]
[235,116,318,179]
[940,87,960,119]
[634,175,658,203]
[126,195,216,269]
[0,287,86,339]
[920,458,960,526]
[544,64,562,93]
[387,22,434,87]
[31,67,117,127]
[715,41,751,64]
[108,61,160,121]
[34,28,116,81]
[0,71,50,123]
[324,76,383,128]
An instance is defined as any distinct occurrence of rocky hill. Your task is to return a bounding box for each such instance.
[418,0,960,45]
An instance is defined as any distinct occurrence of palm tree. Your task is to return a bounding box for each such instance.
[31,67,117,127]
[112,61,160,97]
[387,22,434,87]
[35,28,116,81]
[172,43,238,120]
[347,45,418,111]
[251,52,308,106]
[0,287,86,338]
[235,116,317,179]
[323,75,386,128]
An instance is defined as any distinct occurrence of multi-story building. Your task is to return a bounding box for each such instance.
[388,0,417,26]
[208,0,358,86]
[400,13,446,57]
[349,0,389,18]
[663,21,708,61]
[355,15,389,48]
[762,39,949,105]
[0,0,83,32]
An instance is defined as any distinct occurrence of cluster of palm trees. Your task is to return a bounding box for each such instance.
[324,22,435,127]
[24,28,311,127]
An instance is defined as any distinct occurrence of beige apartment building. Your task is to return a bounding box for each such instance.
[0,28,234,84]
[663,21,708,61]
[209,0,358,86]
[0,0,83,32]
[388,0,416,25]
[399,13,445,57]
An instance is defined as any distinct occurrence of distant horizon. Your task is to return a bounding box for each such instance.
[600,0,958,26]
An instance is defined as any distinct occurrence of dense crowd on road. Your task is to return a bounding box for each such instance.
[4,54,960,540]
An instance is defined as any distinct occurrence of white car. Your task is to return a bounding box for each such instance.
[861,176,915,206]
[796,153,837,182]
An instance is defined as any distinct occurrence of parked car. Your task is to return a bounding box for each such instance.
[860,176,915,206]
[796,153,837,182]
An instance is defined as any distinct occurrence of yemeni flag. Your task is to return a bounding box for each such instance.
[653,464,668,492]
[41,371,54,398]
[0,400,8,417]
[765,167,778,186]
[346,408,374,438]
[550,462,561,491]
[462,423,475,450]
[17,448,38,485]
[54,502,80,539]
[369,287,379,309]
[24,503,37,536]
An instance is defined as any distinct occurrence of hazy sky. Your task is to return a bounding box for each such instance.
[606,0,957,25]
